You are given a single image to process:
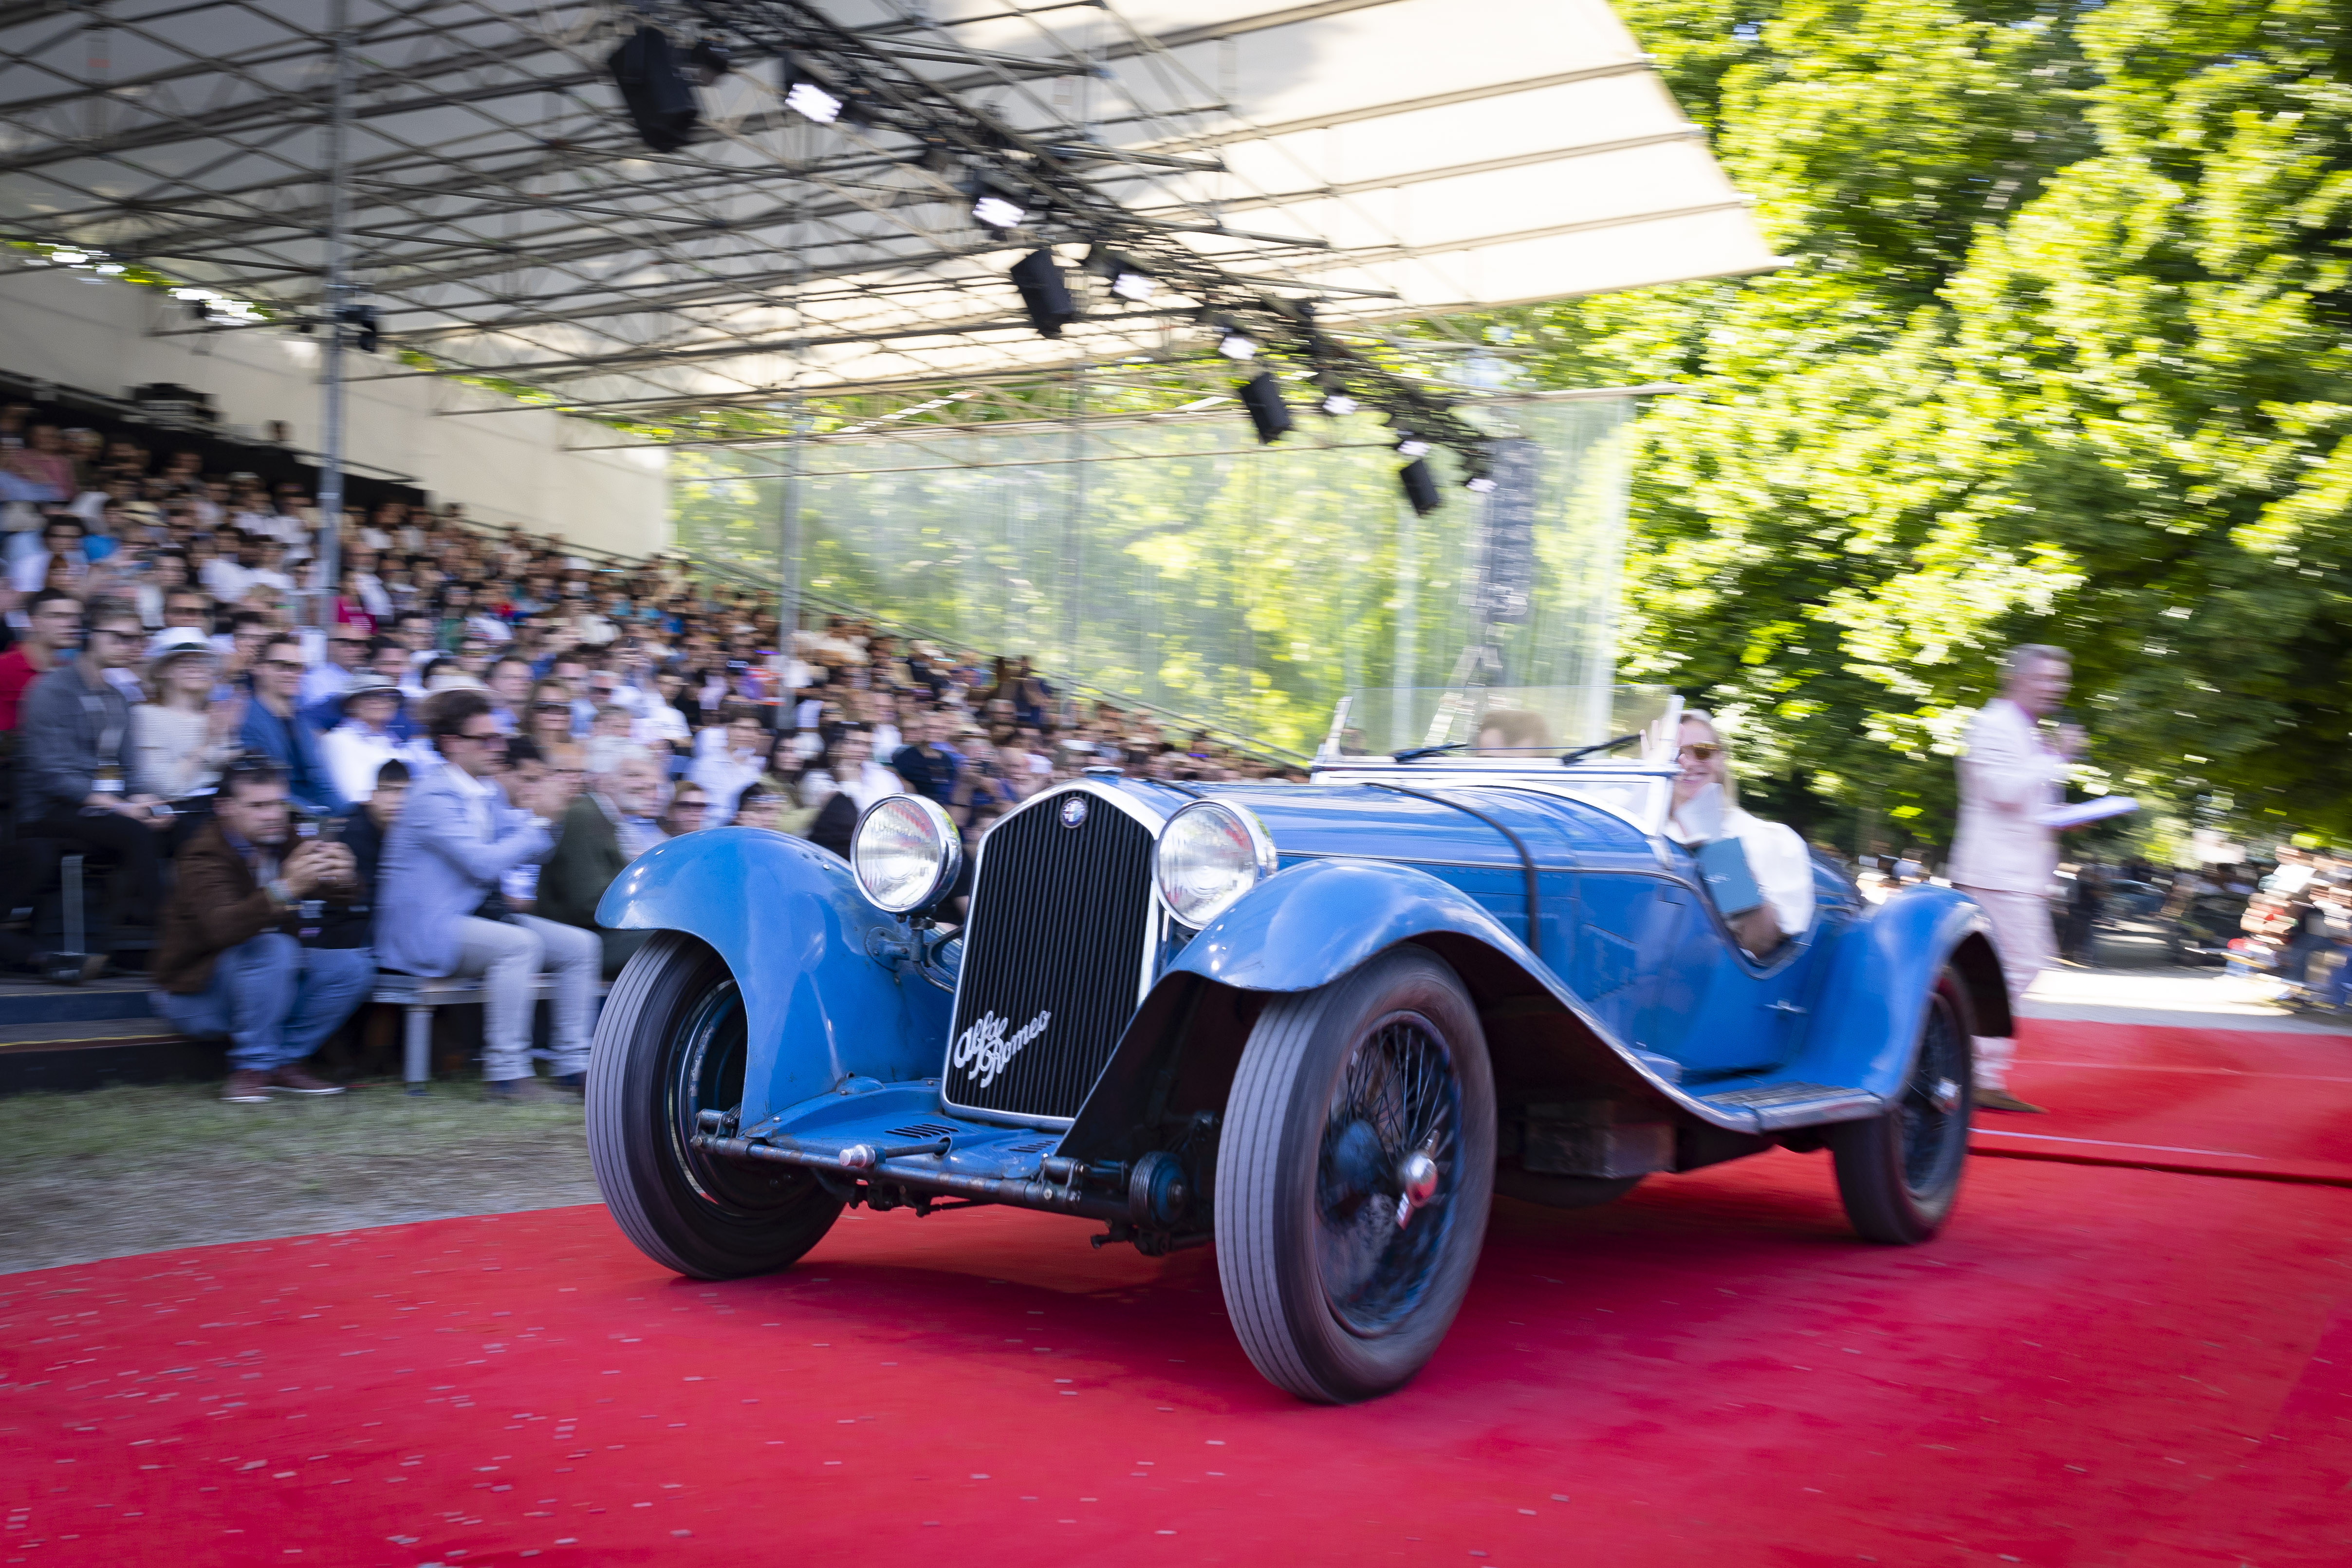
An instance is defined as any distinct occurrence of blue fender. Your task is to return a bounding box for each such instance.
[597,829,951,1125]
[1168,856,1549,994]
[1789,884,1995,1102]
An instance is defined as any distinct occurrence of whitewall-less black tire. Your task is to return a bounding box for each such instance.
[1829,967,1975,1244]
[1215,944,1496,1403]
[587,932,843,1279]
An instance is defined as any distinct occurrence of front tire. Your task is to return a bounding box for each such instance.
[588,932,843,1278]
[1829,967,1974,1244]
[1215,945,1496,1403]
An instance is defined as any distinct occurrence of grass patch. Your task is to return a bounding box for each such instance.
[0,1079,599,1274]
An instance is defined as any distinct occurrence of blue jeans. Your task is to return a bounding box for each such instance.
[155,935,374,1072]
[2322,942,2352,1009]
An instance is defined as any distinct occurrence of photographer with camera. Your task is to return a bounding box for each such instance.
[153,759,372,1104]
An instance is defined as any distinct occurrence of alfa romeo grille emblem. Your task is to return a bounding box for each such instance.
[1059,794,1089,828]
[952,1010,1051,1089]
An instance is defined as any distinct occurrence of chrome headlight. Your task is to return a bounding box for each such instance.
[852,794,963,914]
[1154,799,1278,928]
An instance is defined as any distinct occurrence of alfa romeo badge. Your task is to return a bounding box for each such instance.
[1059,794,1089,828]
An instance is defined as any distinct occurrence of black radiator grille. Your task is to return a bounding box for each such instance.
[945,791,1157,1121]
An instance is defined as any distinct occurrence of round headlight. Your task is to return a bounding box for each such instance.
[1154,799,1277,927]
[851,794,963,914]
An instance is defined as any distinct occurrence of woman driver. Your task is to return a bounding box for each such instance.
[1664,710,1816,957]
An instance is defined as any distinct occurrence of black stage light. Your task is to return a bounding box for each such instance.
[780,52,843,124]
[1082,245,1155,302]
[1238,371,1293,444]
[966,174,1029,229]
[333,303,380,353]
[609,25,702,153]
[1010,248,1076,337]
[1400,457,1441,516]
[685,39,732,85]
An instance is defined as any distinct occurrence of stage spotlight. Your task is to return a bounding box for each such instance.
[1238,371,1293,444]
[685,39,732,85]
[333,303,380,353]
[1400,458,1441,516]
[780,54,843,124]
[1083,246,1155,302]
[608,25,701,153]
[1010,248,1076,338]
[966,175,1029,229]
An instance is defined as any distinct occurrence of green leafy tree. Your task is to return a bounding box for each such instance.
[1505,0,2352,850]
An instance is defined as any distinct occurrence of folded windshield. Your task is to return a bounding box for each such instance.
[1318,687,1683,767]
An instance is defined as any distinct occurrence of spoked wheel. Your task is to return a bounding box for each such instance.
[588,932,843,1278]
[1829,966,1975,1244]
[1216,945,1495,1403]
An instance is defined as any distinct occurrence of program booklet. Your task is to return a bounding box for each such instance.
[1696,835,1765,919]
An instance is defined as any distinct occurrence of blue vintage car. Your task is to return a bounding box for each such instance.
[585,687,2009,1403]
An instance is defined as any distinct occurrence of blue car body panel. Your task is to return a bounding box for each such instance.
[597,827,952,1127]
[606,776,1994,1152]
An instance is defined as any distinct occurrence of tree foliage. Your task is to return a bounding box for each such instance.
[1503,0,2352,849]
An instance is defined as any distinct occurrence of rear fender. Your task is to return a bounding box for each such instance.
[1788,885,2006,1101]
[598,828,950,1126]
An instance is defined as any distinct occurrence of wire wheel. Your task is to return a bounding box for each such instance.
[1315,1014,1463,1337]
[589,932,843,1279]
[1217,945,1495,1403]
[1830,967,1975,1245]
[1898,983,1969,1199]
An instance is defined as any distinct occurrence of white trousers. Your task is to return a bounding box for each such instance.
[1957,885,2054,1089]
[449,914,600,1081]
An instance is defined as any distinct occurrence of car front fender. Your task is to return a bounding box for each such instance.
[1792,884,2003,1101]
[1167,855,1547,994]
[598,828,950,1124]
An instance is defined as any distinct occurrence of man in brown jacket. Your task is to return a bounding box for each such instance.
[153,760,375,1103]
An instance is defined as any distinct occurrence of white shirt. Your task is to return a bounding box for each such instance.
[1666,797,1817,939]
[200,558,251,601]
[635,701,690,751]
[300,663,357,708]
[690,748,762,827]
[321,720,407,804]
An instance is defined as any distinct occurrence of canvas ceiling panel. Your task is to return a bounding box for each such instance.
[0,0,1775,410]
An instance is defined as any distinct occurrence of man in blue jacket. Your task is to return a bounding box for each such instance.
[374,690,597,1099]
[239,633,348,817]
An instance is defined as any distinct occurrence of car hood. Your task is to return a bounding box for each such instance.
[1128,778,1657,871]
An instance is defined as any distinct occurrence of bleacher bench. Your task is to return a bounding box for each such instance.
[371,972,611,1089]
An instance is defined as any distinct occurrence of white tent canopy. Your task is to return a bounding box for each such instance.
[0,0,1774,433]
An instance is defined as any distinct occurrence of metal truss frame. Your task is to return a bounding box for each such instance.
[0,0,1547,474]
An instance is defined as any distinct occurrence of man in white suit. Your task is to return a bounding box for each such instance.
[1949,644,2080,1114]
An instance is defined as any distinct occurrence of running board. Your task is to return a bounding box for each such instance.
[1697,1082,1886,1133]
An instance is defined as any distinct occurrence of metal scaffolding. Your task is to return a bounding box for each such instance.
[0,0,1776,456]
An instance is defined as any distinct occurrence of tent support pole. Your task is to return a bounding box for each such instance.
[314,0,351,629]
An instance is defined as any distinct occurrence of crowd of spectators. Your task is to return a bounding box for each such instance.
[0,397,1295,1100]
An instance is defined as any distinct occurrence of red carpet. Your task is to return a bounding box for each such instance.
[1977,1019,2352,1185]
[6,1014,2352,1567]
